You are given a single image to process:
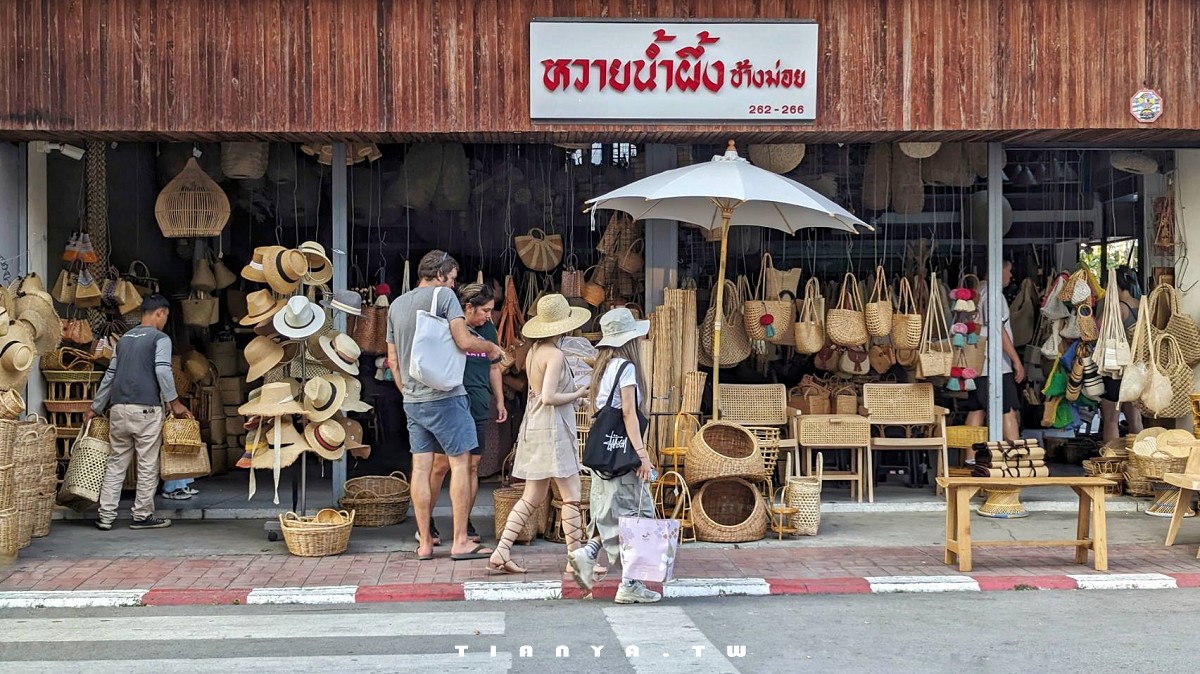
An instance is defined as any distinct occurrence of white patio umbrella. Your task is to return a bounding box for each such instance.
[586,140,871,415]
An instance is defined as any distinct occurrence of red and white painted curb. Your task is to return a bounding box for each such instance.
[1,573,1196,608]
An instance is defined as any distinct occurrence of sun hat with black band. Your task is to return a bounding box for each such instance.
[240,246,271,283]
[273,296,326,340]
[238,381,309,418]
[596,307,651,348]
[313,331,361,376]
[239,289,288,327]
[321,289,363,317]
[521,294,591,340]
[262,246,309,295]
[298,241,334,285]
[0,332,35,390]
[302,373,347,423]
[302,418,346,461]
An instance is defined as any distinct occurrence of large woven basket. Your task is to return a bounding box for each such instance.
[162,417,202,452]
[0,508,17,556]
[785,453,822,536]
[684,421,764,485]
[0,419,16,466]
[341,472,411,527]
[160,443,211,481]
[0,464,12,511]
[693,478,768,543]
[492,487,548,544]
[155,158,231,238]
[32,493,53,537]
[279,510,354,557]
[550,472,592,505]
[59,423,112,507]
[220,142,270,180]
[1129,451,1187,481]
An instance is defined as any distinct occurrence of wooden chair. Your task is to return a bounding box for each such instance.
[1163,447,1200,557]
[717,383,801,488]
[862,383,949,503]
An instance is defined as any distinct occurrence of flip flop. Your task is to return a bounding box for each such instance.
[450,544,494,561]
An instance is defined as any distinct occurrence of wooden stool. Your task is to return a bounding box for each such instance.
[653,470,695,543]
[766,483,801,540]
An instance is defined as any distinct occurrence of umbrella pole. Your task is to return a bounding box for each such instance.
[710,209,733,420]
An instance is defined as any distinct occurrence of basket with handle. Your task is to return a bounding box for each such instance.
[917,273,953,378]
[340,472,412,527]
[743,255,794,344]
[59,420,112,507]
[492,486,546,544]
[162,417,202,453]
[784,452,822,536]
[865,266,894,338]
[826,272,868,347]
[279,510,355,557]
[891,278,923,350]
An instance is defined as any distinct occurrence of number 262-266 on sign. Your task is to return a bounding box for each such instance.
[748,104,806,115]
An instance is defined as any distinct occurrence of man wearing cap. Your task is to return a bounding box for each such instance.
[388,250,505,561]
[85,295,192,530]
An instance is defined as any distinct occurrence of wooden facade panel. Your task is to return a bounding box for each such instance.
[2,0,1198,141]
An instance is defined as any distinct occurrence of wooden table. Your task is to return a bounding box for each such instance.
[936,477,1116,572]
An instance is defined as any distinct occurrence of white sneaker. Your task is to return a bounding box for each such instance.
[568,548,597,592]
[614,580,662,604]
[161,490,192,501]
[181,486,199,495]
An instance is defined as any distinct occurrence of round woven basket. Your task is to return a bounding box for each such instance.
[684,421,764,485]
[693,478,768,543]
[899,142,942,159]
[279,510,354,557]
[550,473,592,505]
[0,464,13,511]
[544,499,592,544]
[1129,451,1187,481]
[786,461,822,536]
[341,473,411,527]
[492,487,548,545]
[0,388,25,420]
[748,144,806,174]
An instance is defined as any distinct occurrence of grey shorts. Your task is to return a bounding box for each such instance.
[404,396,477,457]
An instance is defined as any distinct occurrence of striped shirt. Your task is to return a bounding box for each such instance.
[91,326,178,411]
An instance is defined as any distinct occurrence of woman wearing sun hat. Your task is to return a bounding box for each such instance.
[489,294,590,576]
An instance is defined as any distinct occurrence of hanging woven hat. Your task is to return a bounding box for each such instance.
[321,289,363,317]
[899,142,941,159]
[244,335,287,383]
[312,332,361,376]
[298,241,333,285]
[0,331,35,390]
[244,416,308,469]
[747,144,806,174]
[273,296,326,340]
[1109,151,1159,175]
[14,300,61,355]
[338,417,371,459]
[238,289,287,327]
[238,381,309,418]
[262,246,309,295]
[302,373,347,423]
[522,294,591,340]
[241,246,271,283]
[341,376,373,413]
[302,418,346,461]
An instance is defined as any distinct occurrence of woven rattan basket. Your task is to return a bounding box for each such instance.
[59,423,112,507]
[0,508,17,556]
[693,478,768,543]
[1129,451,1188,481]
[1124,471,1154,496]
[785,453,822,536]
[550,472,592,505]
[544,499,592,544]
[155,158,231,238]
[32,493,53,538]
[340,472,411,527]
[685,421,764,485]
[492,487,548,544]
[0,464,12,510]
[160,443,211,481]
[946,425,988,449]
[279,510,354,557]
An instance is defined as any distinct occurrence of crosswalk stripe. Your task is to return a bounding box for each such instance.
[0,653,514,674]
[603,606,743,674]
[0,611,506,643]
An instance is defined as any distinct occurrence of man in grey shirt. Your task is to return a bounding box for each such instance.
[85,295,192,530]
[388,250,504,561]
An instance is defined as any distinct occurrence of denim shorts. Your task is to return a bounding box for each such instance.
[404,396,477,457]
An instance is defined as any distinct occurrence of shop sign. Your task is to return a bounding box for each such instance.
[1130,89,1163,123]
[529,20,819,122]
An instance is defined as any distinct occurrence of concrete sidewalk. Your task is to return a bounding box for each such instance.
[4,509,1200,607]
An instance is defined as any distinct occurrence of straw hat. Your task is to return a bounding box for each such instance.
[244,335,287,382]
[239,289,287,327]
[240,246,270,283]
[238,381,309,418]
[341,376,373,413]
[899,142,941,159]
[596,307,650,348]
[273,296,326,340]
[15,308,61,355]
[522,294,591,340]
[303,373,347,422]
[321,289,363,317]
[1110,151,1159,175]
[337,417,371,459]
[313,332,361,376]
[183,351,214,385]
[302,419,346,461]
[244,416,308,469]
[262,246,309,295]
[13,290,60,352]
[298,241,333,285]
[0,332,35,390]
[0,307,10,337]
[1155,430,1196,458]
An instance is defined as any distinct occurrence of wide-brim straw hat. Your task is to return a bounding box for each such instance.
[341,376,373,413]
[238,381,309,418]
[273,296,326,340]
[298,241,334,285]
[337,416,371,459]
[244,335,287,383]
[303,373,347,423]
[244,416,307,469]
[238,289,287,327]
[241,246,270,283]
[596,307,650,348]
[262,247,309,295]
[13,291,61,353]
[522,294,591,340]
[0,332,36,390]
[302,418,346,461]
[312,332,360,376]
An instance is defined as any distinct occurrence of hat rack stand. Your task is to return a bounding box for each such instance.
[263,308,319,543]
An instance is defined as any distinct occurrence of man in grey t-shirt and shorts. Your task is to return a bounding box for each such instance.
[388,250,505,561]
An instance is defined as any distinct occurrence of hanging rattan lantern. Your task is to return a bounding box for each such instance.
[154,158,231,238]
[898,142,941,159]
[748,144,806,174]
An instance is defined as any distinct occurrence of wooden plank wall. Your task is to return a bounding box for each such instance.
[2,0,1198,143]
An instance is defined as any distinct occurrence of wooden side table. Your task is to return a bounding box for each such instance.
[797,414,870,503]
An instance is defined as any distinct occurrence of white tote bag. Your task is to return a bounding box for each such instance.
[409,287,466,391]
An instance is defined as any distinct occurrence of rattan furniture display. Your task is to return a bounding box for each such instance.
[1162,447,1200,557]
[862,383,949,503]
[716,384,801,486]
[937,476,1115,572]
[796,415,869,503]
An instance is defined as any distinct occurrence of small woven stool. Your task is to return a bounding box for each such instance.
[1145,482,1196,519]
[977,487,1029,519]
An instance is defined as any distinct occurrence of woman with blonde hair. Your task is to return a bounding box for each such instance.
[568,307,661,604]
[488,294,591,575]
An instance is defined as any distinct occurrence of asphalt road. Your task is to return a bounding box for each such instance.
[0,590,1193,673]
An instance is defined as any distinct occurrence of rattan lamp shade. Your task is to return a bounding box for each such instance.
[155,158,231,238]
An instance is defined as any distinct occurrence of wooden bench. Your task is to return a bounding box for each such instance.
[936,477,1116,573]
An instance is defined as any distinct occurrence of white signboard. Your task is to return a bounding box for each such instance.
[529,20,819,122]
